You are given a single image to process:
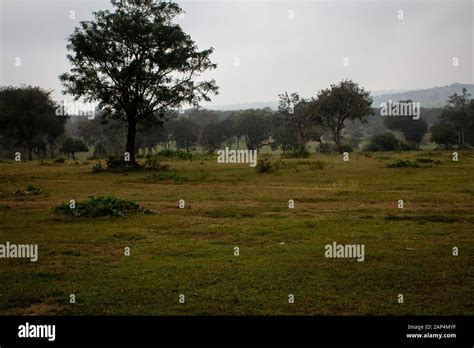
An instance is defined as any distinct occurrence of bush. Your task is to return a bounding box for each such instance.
[416,158,442,164]
[282,147,310,158]
[386,157,442,168]
[430,122,458,149]
[156,149,194,160]
[386,159,420,168]
[364,133,400,152]
[54,196,153,217]
[106,156,138,172]
[255,155,280,173]
[143,154,169,171]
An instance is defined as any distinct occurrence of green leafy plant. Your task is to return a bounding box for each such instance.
[256,155,281,173]
[144,154,170,171]
[54,196,153,218]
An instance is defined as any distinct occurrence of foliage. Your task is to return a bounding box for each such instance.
[0,85,66,160]
[54,196,153,217]
[384,115,428,147]
[274,92,320,149]
[106,156,139,172]
[59,1,218,164]
[430,121,458,149]
[255,155,281,173]
[61,138,88,159]
[143,154,170,171]
[281,146,310,158]
[308,79,374,153]
[439,88,474,147]
[234,109,273,150]
[386,158,441,168]
[156,149,193,160]
[364,132,402,152]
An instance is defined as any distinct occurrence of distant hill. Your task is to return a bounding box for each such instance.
[207,100,279,111]
[371,83,474,108]
[205,83,474,111]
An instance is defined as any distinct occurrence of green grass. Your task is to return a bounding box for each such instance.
[0,151,472,315]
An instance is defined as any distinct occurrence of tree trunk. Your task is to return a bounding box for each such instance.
[126,120,137,164]
[297,125,306,149]
[333,129,342,153]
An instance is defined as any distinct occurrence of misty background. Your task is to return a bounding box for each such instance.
[0,0,473,109]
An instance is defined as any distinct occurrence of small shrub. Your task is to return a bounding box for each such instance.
[282,147,310,158]
[156,149,174,158]
[143,154,169,171]
[364,133,400,152]
[175,151,194,160]
[386,159,420,168]
[106,156,139,172]
[386,158,442,168]
[0,203,9,210]
[54,196,153,217]
[156,149,194,160]
[415,158,441,164]
[256,155,280,173]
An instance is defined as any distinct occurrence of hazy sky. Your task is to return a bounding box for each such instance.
[0,0,473,107]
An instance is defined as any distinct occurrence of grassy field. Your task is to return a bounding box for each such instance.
[0,151,473,315]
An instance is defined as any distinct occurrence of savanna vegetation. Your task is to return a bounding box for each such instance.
[0,0,472,316]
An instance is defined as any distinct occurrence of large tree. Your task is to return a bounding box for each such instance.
[234,108,273,150]
[309,79,373,153]
[169,117,198,152]
[277,92,313,148]
[0,86,65,160]
[439,88,474,147]
[383,101,428,148]
[60,0,218,165]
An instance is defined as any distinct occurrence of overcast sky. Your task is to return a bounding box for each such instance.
[0,0,472,107]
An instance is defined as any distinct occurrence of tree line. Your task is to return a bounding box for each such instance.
[1,0,473,161]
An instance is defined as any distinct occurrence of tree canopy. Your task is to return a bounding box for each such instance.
[60,0,218,164]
